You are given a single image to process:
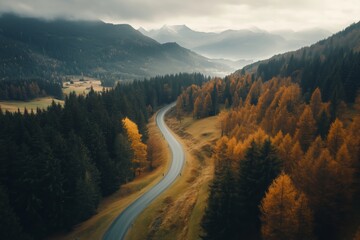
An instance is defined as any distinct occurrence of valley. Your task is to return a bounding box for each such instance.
[0,4,359,240]
[127,111,220,240]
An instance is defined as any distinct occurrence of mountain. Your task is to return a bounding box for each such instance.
[0,14,230,82]
[238,21,360,104]
[140,25,332,61]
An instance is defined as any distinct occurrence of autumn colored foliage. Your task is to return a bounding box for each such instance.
[122,117,148,175]
[189,75,360,240]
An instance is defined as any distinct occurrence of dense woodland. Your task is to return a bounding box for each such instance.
[0,14,220,82]
[255,47,360,105]
[0,73,207,239]
[0,79,63,101]
[176,73,360,239]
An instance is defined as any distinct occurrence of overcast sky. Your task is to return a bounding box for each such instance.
[0,0,359,32]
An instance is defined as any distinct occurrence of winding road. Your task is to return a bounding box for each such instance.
[103,103,185,240]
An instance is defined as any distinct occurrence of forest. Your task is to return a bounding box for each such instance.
[176,73,360,239]
[0,73,207,239]
[0,79,63,101]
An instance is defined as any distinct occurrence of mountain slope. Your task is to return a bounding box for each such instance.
[0,14,228,82]
[140,25,332,60]
[239,21,360,104]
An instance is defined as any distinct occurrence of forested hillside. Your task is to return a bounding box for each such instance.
[241,21,360,106]
[0,73,207,239]
[177,74,360,240]
[175,23,360,240]
[0,14,226,82]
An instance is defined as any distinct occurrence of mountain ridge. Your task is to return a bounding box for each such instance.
[140,24,332,61]
[0,14,230,82]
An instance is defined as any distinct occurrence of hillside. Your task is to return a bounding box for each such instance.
[239,21,360,104]
[140,25,331,61]
[0,14,229,82]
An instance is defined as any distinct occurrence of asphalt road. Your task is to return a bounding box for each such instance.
[103,103,185,240]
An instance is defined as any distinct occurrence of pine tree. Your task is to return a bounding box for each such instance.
[317,109,331,139]
[201,136,238,240]
[114,133,133,183]
[310,88,322,120]
[0,185,29,240]
[236,140,281,238]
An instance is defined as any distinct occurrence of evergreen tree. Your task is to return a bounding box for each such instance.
[201,137,238,240]
[0,185,30,240]
[236,140,281,238]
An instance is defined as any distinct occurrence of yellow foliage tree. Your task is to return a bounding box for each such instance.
[327,118,345,158]
[261,173,314,240]
[288,141,304,173]
[122,117,147,175]
[294,106,316,151]
[204,93,212,117]
[193,96,203,119]
[278,134,293,170]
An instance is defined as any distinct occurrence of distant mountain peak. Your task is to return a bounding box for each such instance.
[158,24,191,33]
[138,27,147,32]
[0,14,231,79]
[141,24,333,61]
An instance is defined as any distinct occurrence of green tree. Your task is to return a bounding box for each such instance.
[236,140,281,238]
[201,137,238,240]
[0,185,29,240]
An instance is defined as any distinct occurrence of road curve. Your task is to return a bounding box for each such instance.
[103,103,185,240]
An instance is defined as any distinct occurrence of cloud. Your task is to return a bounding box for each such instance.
[0,0,359,32]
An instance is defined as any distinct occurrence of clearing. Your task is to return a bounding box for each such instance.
[62,76,110,95]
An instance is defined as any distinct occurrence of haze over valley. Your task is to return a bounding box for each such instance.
[139,25,332,62]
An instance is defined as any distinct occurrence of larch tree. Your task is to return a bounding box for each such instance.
[278,134,293,171]
[272,130,284,148]
[296,148,351,239]
[122,117,147,176]
[294,106,317,151]
[193,96,203,119]
[288,141,304,174]
[232,91,240,109]
[204,93,213,117]
[260,173,314,240]
[326,118,345,158]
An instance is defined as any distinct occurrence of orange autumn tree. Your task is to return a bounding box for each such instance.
[122,117,147,176]
[260,173,314,240]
